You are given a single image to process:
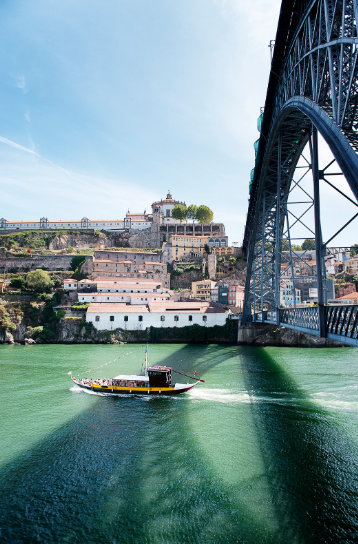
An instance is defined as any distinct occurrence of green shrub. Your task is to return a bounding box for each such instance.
[0,306,16,332]
[72,302,90,311]
[70,257,86,269]
[25,325,43,339]
[26,270,54,293]
[10,277,26,289]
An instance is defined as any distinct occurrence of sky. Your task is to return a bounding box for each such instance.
[0,0,356,247]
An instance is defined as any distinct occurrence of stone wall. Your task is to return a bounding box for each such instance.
[170,269,204,290]
[238,323,346,347]
[111,225,161,249]
[335,283,356,298]
[0,254,93,273]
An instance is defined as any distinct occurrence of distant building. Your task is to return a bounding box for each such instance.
[227,283,245,308]
[94,250,162,263]
[0,217,149,231]
[217,282,229,305]
[280,282,302,307]
[78,292,171,305]
[336,292,358,304]
[293,278,335,303]
[191,280,216,302]
[0,192,226,252]
[151,192,186,225]
[344,258,358,275]
[164,235,227,262]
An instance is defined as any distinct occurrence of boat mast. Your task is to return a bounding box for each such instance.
[145,343,148,376]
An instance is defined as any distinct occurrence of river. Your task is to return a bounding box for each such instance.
[0,343,358,543]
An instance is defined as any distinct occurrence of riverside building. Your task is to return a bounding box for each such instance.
[86,301,229,331]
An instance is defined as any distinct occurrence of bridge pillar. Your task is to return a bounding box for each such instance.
[311,126,326,338]
[274,132,281,325]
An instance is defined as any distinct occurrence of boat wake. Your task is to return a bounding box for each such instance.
[311,391,358,411]
[70,386,106,396]
[188,388,252,404]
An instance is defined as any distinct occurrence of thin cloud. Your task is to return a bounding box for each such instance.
[16,74,27,93]
[0,136,36,155]
[0,135,75,178]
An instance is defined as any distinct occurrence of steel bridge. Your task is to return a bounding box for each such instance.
[242,0,358,347]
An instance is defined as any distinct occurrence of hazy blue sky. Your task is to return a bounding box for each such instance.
[0,0,282,243]
[0,0,356,246]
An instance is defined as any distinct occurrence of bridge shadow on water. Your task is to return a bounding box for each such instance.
[241,347,358,544]
[1,345,358,543]
[0,345,278,544]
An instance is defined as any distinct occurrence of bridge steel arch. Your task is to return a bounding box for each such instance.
[242,0,358,346]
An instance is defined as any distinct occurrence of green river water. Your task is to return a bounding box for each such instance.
[1,343,358,543]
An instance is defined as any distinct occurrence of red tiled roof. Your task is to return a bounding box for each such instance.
[337,292,358,300]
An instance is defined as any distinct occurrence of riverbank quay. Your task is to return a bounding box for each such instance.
[0,318,239,345]
[1,343,358,543]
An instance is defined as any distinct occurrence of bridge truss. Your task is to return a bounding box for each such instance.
[242,0,358,346]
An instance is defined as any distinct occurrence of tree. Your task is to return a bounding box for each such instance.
[291,244,302,251]
[26,270,54,293]
[171,204,187,223]
[204,243,211,254]
[350,244,358,256]
[196,205,213,224]
[186,204,198,224]
[70,256,85,271]
[302,239,315,251]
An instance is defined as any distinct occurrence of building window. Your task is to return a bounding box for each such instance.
[188,315,193,322]
[174,315,179,322]
[138,316,143,322]
[202,316,207,322]
[107,297,110,300]
[110,316,114,321]
[124,316,128,322]
[95,316,100,322]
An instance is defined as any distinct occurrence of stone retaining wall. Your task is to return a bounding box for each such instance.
[0,254,93,273]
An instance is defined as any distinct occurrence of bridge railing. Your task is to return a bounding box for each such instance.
[279,307,319,332]
[248,305,358,346]
[326,305,358,344]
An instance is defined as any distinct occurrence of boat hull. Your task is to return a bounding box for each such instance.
[73,380,196,396]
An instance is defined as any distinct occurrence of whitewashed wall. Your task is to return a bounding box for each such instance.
[79,294,169,304]
[86,311,228,331]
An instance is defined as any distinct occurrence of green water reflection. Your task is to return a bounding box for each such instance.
[0,344,358,543]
